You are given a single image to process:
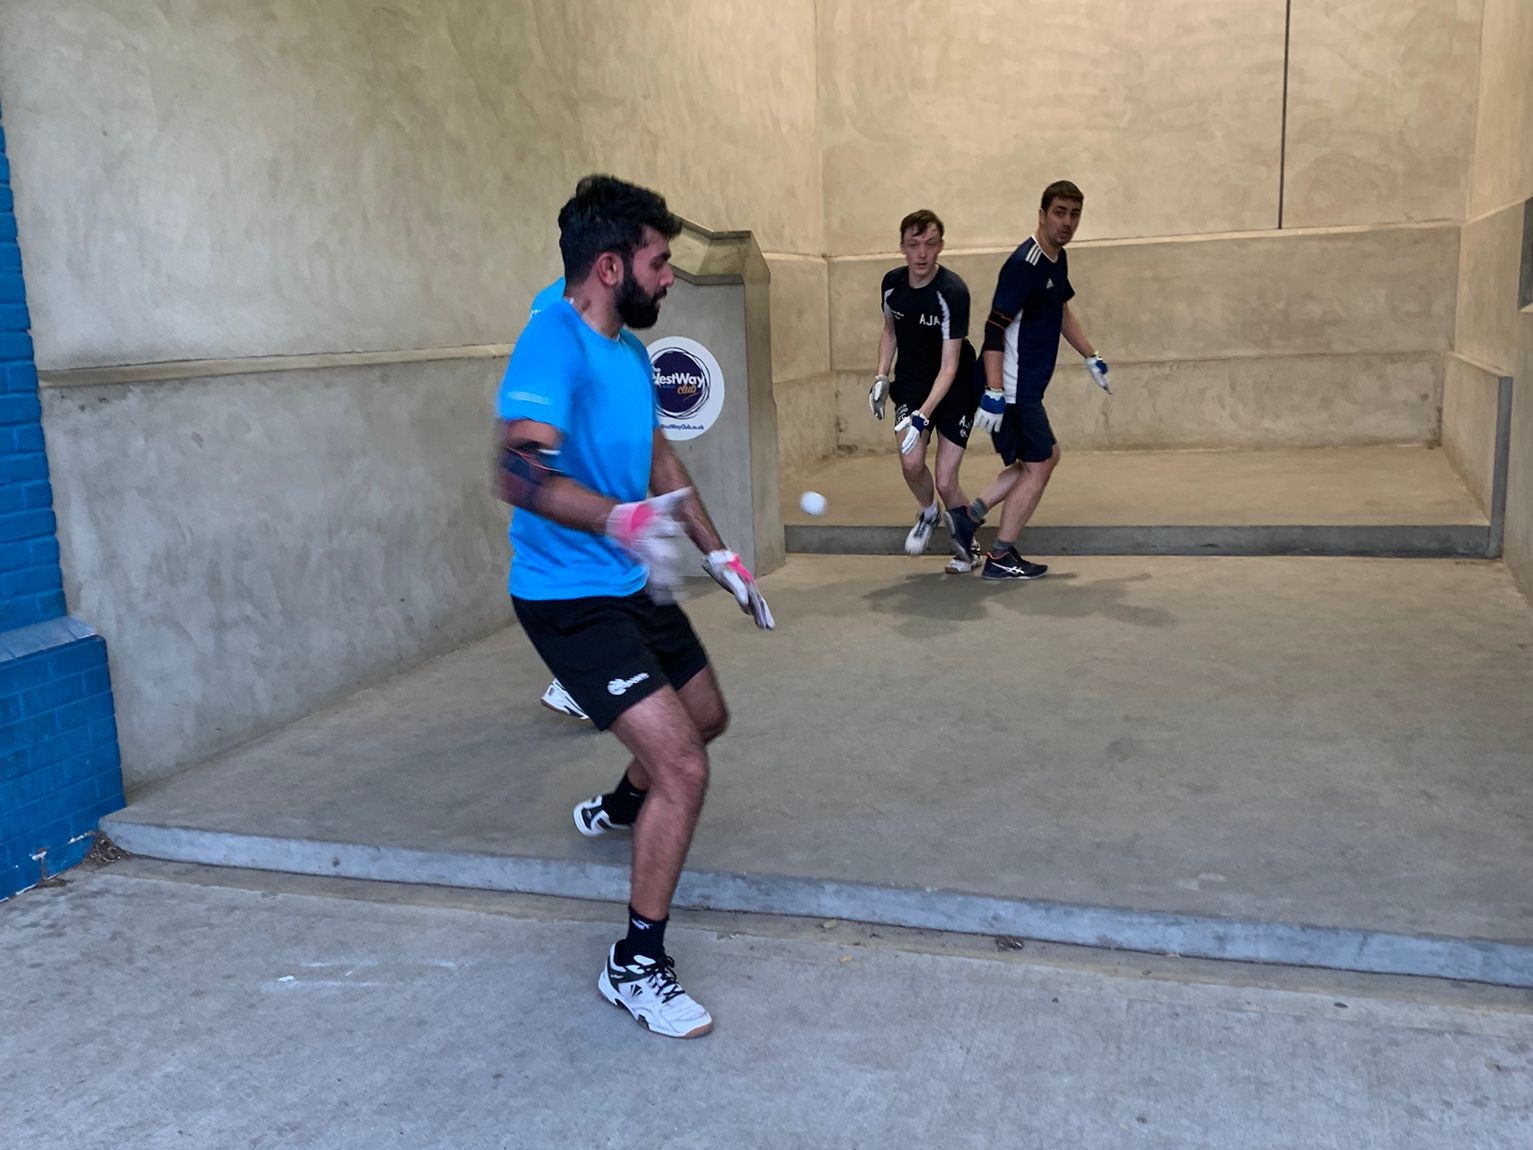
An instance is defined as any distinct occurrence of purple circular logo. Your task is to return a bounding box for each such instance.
[652,348,710,420]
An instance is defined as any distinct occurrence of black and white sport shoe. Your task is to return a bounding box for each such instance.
[598,945,713,1039]
[982,548,1048,581]
[573,794,633,838]
[945,505,979,562]
[904,508,940,556]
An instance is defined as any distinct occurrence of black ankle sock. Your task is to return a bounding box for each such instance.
[603,771,648,825]
[616,906,667,964]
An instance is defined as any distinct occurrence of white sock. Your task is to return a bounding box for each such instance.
[923,501,939,521]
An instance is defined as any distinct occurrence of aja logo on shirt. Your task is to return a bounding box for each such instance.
[648,336,727,443]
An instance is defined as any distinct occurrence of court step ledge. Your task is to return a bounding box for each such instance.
[101,815,1533,990]
[785,523,1494,559]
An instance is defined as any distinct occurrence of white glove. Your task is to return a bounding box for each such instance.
[1084,355,1111,394]
[894,411,929,455]
[703,549,775,630]
[973,388,1007,433]
[606,488,690,601]
[869,375,889,420]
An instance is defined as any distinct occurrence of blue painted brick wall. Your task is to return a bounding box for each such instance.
[1,635,124,892]
[0,102,125,899]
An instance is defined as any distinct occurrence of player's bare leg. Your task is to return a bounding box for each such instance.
[608,688,710,921]
[933,433,969,512]
[594,686,715,1038]
[898,427,936,509]
[574,668,727,835]
[934,434,979,571]
[981,446,1060,580]
[993,445,1060,543]
[900,427,941,555]
[973,464,1023,519]
[615,670,729,791]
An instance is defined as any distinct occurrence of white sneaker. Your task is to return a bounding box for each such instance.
[598,945,713,1039]
[904,509,939,556]
[944,540,983,574]
[541,679,588,721]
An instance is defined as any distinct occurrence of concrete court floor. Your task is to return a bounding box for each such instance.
[104,554,1533,983]
[4,861,1531,1150]
[781,445,1487,527]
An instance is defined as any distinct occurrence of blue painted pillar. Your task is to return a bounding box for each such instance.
[0,101,125,898]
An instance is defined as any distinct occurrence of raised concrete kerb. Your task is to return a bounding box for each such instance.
[100,817,1533,990]
[662,214,784,575]
[670,217,769,288]
[785,523,1494,559]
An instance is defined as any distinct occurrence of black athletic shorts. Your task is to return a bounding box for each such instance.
[992,393,1056,465]
[512,592,710,731]
[891,340,978,449]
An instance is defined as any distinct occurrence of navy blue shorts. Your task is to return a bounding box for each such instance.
[891,341,979,449]
[992,395,1056,465]
[512,592,709,730]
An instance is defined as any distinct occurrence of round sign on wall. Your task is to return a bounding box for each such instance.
[648,336,725,441]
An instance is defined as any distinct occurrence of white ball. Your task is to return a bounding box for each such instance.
[799,490,828,517]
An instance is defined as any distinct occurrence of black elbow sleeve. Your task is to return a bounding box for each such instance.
[981,311,1010,355]
[497,441,564,510]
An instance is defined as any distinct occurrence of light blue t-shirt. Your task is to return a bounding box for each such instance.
[528,277,566,318]
[498,299,657,600]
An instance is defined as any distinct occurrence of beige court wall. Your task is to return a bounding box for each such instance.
[817,0,1480,253]
[1445,203,1520,521]
[1468,0,1533,222]
[817,0,1481,455]
[1283,0,1482,229]
[818,0,1286,253]
[0,0,822,371]
[833,225,1458,452]
[1456,0,1533,598]
[768,256,837,475]
[1514,309,1533,601]
[0,0,822,785]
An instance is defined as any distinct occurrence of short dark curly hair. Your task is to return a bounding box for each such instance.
[558,174,681,284]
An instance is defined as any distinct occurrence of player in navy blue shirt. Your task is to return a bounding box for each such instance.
[947,181,1111,580]
[495,175,774,1039]
[867,209,981,569]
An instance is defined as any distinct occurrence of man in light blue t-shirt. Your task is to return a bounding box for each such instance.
[495,175,774,1040]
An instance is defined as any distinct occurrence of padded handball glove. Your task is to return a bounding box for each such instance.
[894,411,929,455]
[606,488,690,601]
[703,549,775,630]
[869,374,889,420]
[973,388,1007,433]
[1084,355,1111,394]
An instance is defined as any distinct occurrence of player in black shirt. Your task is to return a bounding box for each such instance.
[946,181,1111,580]
[867,209,981,570]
